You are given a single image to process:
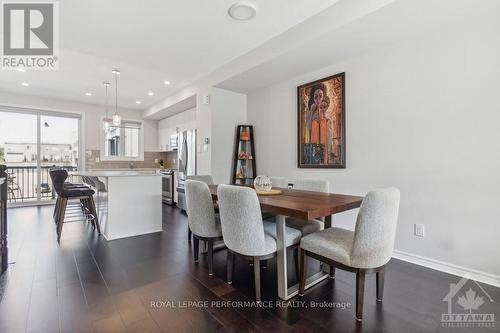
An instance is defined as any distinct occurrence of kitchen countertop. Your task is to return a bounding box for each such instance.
[73,170,163,177]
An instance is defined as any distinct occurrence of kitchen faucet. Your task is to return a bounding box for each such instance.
[129,162,134,169]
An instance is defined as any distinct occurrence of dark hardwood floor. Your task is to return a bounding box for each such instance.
[0,204,498,333]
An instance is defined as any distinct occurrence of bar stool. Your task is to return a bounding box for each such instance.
[49,169,101,242]
[50,167,88,221]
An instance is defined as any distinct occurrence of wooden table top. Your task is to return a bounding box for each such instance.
[202,185,363,220]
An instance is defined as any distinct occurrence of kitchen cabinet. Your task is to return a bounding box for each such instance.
[158,108,196,152]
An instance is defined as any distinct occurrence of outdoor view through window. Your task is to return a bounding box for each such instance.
[0,111,79,203]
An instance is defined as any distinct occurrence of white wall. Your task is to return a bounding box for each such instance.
[191,87,246,183]
[210,88,247,184]
[0,91,158,152]
[247,17,500,277]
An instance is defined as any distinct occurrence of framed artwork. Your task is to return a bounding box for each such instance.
[297,72,345,168]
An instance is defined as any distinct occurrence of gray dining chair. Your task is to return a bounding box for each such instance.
[186,175,215,243]
[186,175,214,185]
[185,180,222,275]
[299,188,400,321]
[269,176,287,188]
[285,179,329,236]
[217,184,300,301]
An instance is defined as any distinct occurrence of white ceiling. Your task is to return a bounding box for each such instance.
[216,0,494,93]
[0,0,337,110]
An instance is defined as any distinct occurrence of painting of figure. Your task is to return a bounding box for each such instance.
[298,72,345,168]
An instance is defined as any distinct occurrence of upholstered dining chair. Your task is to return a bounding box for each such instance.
[186,175,214,185]
[186,175,215,243]
[285,179,329,236]
[299,188,400,321]
[217,184,301,300]
[269,176,287,188]
[185,180,222,275]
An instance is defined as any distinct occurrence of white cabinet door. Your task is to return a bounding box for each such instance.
[158,119,170,152]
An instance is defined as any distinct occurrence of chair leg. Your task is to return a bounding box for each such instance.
[188,228,192,244]
[207,240,214,275]
[253,257,261,301]
[376,268,385,302]
[53,197,59,219]
[356,269,366,321]
[57,198,67,242]
[88,196,100,234]
[330,266,335,279]
[299,250,307,295]
[193,237,199,262]
[227,251,234,284]
[54,197,60,223]
[294,248,300,282]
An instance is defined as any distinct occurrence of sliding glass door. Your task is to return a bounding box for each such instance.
[0,108,81,204]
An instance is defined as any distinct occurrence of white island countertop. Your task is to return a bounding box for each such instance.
[73,169,163,240]
[73,170,162,177]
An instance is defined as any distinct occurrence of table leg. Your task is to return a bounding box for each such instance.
[324,215,332,229]
[276,215,288,300]
[276,214,330,300]
[322,215,332,274]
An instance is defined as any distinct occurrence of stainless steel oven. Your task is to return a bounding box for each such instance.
[161,170,174,205]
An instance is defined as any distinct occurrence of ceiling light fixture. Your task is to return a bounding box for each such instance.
[136,100,142,104]
[112,69,122,126]
[228,2,257,21]
[21,82,29,87]
[164,81,171,85]
[85,92,92,96]
[147,91,154,96]
[103,82,111,130]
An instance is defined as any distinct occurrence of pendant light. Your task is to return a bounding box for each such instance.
[111,69,122,126]
[102,81,111,130]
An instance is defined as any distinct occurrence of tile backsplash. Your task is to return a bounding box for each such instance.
[85,150,178,170]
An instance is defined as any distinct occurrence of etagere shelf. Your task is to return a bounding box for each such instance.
[231,125,257,185]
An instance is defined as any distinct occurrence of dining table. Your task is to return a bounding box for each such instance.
[206,184,364,301]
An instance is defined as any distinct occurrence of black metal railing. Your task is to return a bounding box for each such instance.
[1,165,8,274]
[5,165,78,202]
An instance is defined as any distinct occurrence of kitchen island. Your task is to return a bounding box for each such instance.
[74,170,163,240]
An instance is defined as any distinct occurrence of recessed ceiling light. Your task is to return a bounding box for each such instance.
[85,92,92,96]
[21,82,29,87]
[228,2,257,21]
[164,80,171,85]
[147,92,154,96]
[136,100,142,104]
[17,68,26,72]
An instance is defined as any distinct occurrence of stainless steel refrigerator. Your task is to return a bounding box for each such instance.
[176,129,196,211]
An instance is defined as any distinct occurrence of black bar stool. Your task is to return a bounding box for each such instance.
[49,169,100,242]
[50,167,89,221]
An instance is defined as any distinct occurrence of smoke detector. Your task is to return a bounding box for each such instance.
[228,2,257,21]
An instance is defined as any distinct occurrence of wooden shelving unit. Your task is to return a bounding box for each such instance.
[231,125,257,185]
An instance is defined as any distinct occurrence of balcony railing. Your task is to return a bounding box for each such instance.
[6,165,78,202]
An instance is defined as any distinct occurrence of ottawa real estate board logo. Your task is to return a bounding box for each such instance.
[1,1,59,70]
[441,276,495,329]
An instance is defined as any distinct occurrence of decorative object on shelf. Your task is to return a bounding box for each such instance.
[240,130,250,141]
[298,72,346,168]
[111,69,122,126]
[231,125,257,185]
[102,81,111,130]
[254,175,272,192]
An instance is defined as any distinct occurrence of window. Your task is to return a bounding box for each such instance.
[100,118,144,161]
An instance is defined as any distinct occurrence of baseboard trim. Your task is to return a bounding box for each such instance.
[392,250,500,288]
